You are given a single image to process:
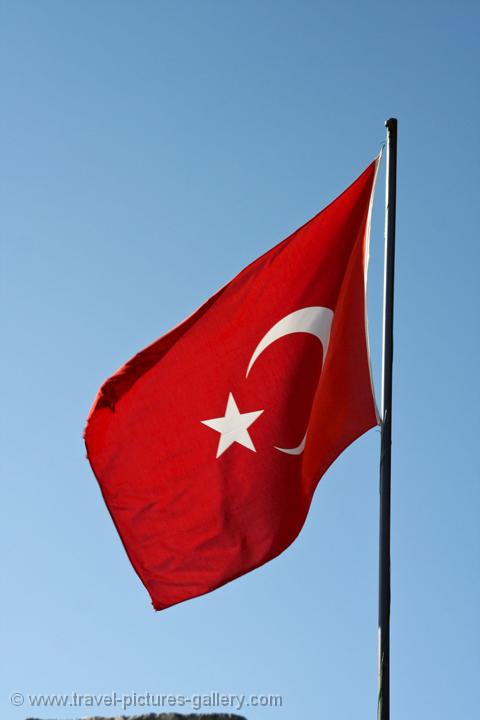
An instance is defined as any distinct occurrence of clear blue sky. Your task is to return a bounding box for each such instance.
[1,1,479,719]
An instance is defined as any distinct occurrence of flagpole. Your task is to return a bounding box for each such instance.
[378,117,397,720]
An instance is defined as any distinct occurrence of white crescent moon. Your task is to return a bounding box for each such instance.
[245,306,334,455]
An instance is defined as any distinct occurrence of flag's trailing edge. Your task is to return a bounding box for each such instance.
[85,158,381,610]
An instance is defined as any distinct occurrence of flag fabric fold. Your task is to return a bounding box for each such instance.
[85,159,380,610]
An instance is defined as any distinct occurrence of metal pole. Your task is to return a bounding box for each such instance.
[378,117,397,720]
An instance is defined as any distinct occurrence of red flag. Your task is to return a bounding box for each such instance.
[85,159,380,610]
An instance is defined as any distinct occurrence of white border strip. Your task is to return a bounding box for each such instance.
[364,148,384,425]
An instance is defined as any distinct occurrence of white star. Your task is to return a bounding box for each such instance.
[201,393,264,458]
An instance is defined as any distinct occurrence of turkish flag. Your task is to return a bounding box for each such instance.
[85,159,380,610]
